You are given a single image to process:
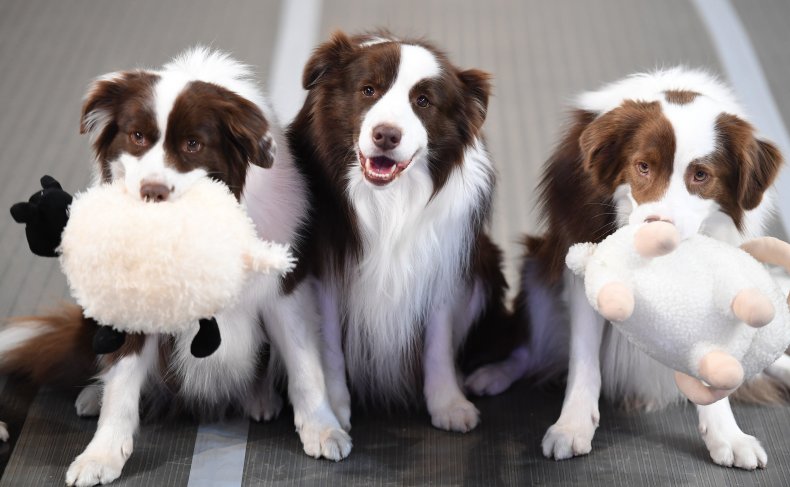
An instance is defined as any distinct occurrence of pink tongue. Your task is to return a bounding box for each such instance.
[369,157,397,173]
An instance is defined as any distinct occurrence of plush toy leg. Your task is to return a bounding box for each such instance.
[699,350,744,390]
[190,318,221,358]
[633,221,679,258]
[596,282,634,322]
[731,288,775,328]
[674,371,733,405]
[92,326,126,354]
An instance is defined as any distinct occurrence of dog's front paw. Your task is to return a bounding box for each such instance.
[297,421,352,461]
[465,363,518,396]
[429,396,480,433]
[542,414,599,460]
[75,385,101,417]
[0,421,8,442]
[66,438,133,486]
[703,430,767,470]
[243,388,283,422]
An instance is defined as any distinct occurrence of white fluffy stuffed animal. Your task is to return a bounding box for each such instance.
[566,221,790,405]
[59,178,295,338]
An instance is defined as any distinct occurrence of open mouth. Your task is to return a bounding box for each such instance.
[359,151,412,186]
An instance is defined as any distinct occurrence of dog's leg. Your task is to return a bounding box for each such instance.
[424,293,480,433]
[465,345,531,396]
[0,421,7,442]
[316,281,351,431]
[66,337,156,486]
[542,274,604,460]
[75,383,102,417]
[263,285,351,461]
[697,397,767,469]
[243,350,283,422]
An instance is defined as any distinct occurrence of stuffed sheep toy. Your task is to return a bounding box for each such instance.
[566,221,790,405]
[12,176,295,358]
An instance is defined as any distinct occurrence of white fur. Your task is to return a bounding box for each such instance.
[322,43,495,429]
[357,44,440,167]
[0,323,50,361]
[342,137,493,407]
[67,336,158,486]
[470,67,782,469]
[59,48,351,484]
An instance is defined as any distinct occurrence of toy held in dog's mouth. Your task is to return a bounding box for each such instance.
[359,151,412,185]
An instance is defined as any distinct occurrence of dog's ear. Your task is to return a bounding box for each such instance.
[458,69,492,133]
[80,71,155,135]
[222,96,276,169]
[716,113,783,210]
[579,100,662,191]
[302,30,354,89]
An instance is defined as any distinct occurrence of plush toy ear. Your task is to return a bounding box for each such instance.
[716,114,783,210]
[302,30,354,89]
[565,243,596,276]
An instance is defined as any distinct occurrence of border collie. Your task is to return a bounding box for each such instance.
[287,31,509,432]
[0,48,350,486]
[466,67,788,469]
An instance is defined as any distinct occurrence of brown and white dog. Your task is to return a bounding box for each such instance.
[0,48,350,486]
[288,31,509,432]
[466,68,788,469]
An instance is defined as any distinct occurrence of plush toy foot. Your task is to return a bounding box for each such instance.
[675,371,733,405]
[731,288,775,328]
[597,282,634,322]
[191,318,221,358]
[699,350,744,391]
[92,327,126,354]
[634,221,679,258]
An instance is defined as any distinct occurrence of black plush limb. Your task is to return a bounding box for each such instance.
[10,175,73,257]
[191,318,222,358]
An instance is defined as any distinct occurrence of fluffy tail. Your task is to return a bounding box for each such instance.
[0,303,98,386]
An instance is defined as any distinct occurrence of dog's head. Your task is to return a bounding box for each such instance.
[579,88,782,239]
[80,47,275,202]
[299,31,491,191]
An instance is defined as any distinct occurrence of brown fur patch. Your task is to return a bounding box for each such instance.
[731,373,790,405]
[529,101,675,282]
[80,71,160,182]
[704,113,784,230]
[526,110,615,283]
[1,303,98,386]
[165,81,274,199]
[664,89,699,105]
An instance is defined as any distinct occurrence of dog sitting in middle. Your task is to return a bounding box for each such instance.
[287,31,509,432]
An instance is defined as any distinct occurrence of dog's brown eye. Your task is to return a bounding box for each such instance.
[416,95,430,108]
[183,138,202,153]
[693,169,709,183]
[130,131,147,147]
[636,161,650,176]
[362,86,375,97]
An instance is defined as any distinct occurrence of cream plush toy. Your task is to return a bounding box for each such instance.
[566,221,790,405]
[58,178,295,356]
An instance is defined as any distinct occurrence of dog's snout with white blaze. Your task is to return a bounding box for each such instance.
[357,44,440,186]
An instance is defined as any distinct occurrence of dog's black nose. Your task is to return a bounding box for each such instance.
[140,183,171,202]
[372,124,402,151]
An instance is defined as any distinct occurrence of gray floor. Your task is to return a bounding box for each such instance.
[2,0,790,485]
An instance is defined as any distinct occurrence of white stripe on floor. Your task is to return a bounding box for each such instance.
[186,419,250,487]
[692,0,790,231]
[186,1,323,486]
